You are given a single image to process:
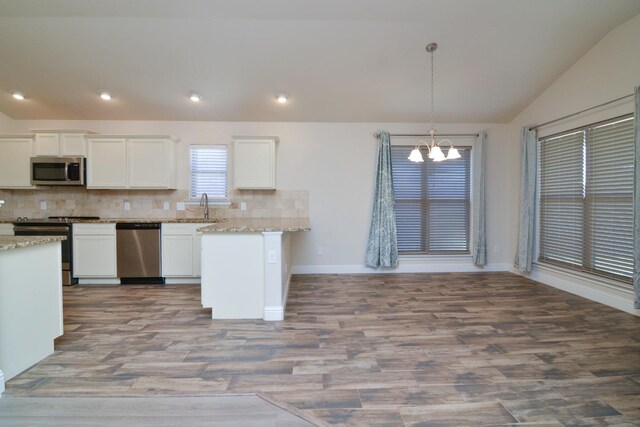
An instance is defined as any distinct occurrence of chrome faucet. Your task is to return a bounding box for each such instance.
[200,193,209,219]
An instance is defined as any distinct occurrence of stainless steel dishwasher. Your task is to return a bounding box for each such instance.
[116,222,164,284]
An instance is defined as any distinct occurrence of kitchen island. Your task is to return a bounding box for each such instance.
[198,218,310,321]
[0,236,65,395]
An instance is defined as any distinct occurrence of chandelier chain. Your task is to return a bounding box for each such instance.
[430,48,435,132]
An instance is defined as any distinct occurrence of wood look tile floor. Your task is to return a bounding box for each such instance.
[5,273,640,426]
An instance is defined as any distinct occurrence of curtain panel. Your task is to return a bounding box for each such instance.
[514,127,538,272]
[365,131,399,268]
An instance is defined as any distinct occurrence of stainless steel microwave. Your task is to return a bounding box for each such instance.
[31,157,86,186]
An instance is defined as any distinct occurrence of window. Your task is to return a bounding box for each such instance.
[539,114,634,284]
[189,145,228,199]
[391,146,471,254]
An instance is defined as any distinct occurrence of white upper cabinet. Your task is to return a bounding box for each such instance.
[33,130,94,156]
[233,136,277,189]
[0,136,35,189]
[128,139,176,189]
[86,135,178,189]
[87,138,128,188]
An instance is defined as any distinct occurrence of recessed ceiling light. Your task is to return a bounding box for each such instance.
[12,91,25,100]
[99,91,112,101]
[276,93,288,104]
[189,91,203,102]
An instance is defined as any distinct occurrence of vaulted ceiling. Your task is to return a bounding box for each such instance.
[1,0,639,122]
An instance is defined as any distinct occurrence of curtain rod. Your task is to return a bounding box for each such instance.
[374,132,479,138]
[528,93,634,131]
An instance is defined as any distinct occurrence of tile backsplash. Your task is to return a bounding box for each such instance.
[0,188,308,220]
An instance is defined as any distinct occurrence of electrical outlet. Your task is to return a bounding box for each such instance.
[123,200,130,211]
[163,202,170,210]
[240,202,247,211]
[494,244,501,254]
[317,246,324,256]
[176,202,186,211]
[267,250,277,264]
[40,200,47,210]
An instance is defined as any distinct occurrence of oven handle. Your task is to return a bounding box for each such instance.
[14,226,70,233]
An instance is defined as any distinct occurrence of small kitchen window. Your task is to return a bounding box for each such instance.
[189,145,228,200]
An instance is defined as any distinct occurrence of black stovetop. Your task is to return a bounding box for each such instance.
[13,216,100,225]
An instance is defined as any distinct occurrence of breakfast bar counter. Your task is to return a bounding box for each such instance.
[198,218,310,321]
[0,236,65,394]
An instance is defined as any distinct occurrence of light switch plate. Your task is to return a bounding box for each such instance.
[176,202,186,211]
[40,200,47,210]
[123,201,130,211]
[163,202,170,210]
[240,202,247,211]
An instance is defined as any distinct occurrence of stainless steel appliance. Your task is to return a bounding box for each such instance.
[31,156,86,186]
[13,216,100,285]
[116,223,163,284]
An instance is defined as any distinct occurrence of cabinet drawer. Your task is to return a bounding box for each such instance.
[72,223,115,235]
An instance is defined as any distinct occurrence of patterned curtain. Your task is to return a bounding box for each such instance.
[633,86,640,308]
[514,127,538,272]
[472,131,487,266]
[365,132,398,267]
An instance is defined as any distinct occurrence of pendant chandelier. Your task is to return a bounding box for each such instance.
[408,43,461,163]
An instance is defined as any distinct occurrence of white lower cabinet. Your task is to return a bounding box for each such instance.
[161,223,211,278]
[72,224,117,278]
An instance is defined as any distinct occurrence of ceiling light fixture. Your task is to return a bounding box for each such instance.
[276,93,288,104]
[408,43,461,163]
[189,91,203,102]
[99,91,112,101]
[12,91,25,100]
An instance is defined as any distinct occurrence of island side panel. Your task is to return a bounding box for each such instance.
[0,242,63,381]
[201,233,265,319]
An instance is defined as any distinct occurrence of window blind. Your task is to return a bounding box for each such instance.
[391,146,471,254]
[189,145,228,199]
[539,114,634,284]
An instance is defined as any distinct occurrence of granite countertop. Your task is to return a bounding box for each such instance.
[0,236,67,252]
[198,218,311,233]
[71,218,221,224]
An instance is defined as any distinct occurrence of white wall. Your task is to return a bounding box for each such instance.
[0,117,517,271]
[510,14,640,315]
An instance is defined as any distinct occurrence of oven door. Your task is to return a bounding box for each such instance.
[13,226,73,285]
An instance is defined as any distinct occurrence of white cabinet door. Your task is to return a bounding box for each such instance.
[34,133,60,156]
[73,234,117,277]
[60,133,86,156]
[233,137,277,189]
[128,139,172,188]
[87,138,127,188]
[162,234,194,277]
[0,138,35,188]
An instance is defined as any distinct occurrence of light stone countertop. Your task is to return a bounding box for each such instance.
[198,218,311,233]
[72,218,221,224]
[0,236,67,252]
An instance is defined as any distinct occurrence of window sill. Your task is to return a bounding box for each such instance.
[532,261,633,294]
[185,199,231,207]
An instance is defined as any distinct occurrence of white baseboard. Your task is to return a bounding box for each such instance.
[263,305,284,321]
[292,262,512,275]
[520,265,639,317]
[164,278,201,285]
[0,370,4,397]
